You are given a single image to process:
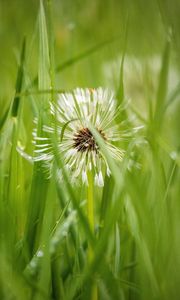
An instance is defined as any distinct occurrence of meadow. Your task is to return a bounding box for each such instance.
[0,0,180,299]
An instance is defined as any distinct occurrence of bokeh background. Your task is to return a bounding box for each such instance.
[1,0,180,94]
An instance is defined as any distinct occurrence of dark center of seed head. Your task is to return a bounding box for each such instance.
[73,127,105,152]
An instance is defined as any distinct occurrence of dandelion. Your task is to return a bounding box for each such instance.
[18,87,140,300]
[32,87,124,187]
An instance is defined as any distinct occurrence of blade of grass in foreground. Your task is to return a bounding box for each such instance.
[0,36,28,299]
[24,0,50,262]
[30,2,54,299]
[125,196,160,296]
[1,36,27,253]
[11,38,26,117]
[0,37,26,130]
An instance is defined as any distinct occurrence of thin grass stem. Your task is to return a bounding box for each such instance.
[87,170,98,300]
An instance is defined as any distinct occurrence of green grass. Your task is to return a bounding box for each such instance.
[0,0,180,299]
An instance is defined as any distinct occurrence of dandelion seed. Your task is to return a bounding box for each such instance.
[31,88,126,186]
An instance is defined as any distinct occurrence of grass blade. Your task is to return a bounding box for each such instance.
[11,38,26,117]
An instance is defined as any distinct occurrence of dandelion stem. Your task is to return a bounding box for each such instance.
[87,170,94,259]
[87,170,98,300]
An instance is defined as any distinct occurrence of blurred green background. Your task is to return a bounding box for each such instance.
[1,0,180,99]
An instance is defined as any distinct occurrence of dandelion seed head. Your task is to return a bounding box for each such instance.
[73,127,106,153]
[31,87,128,186]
